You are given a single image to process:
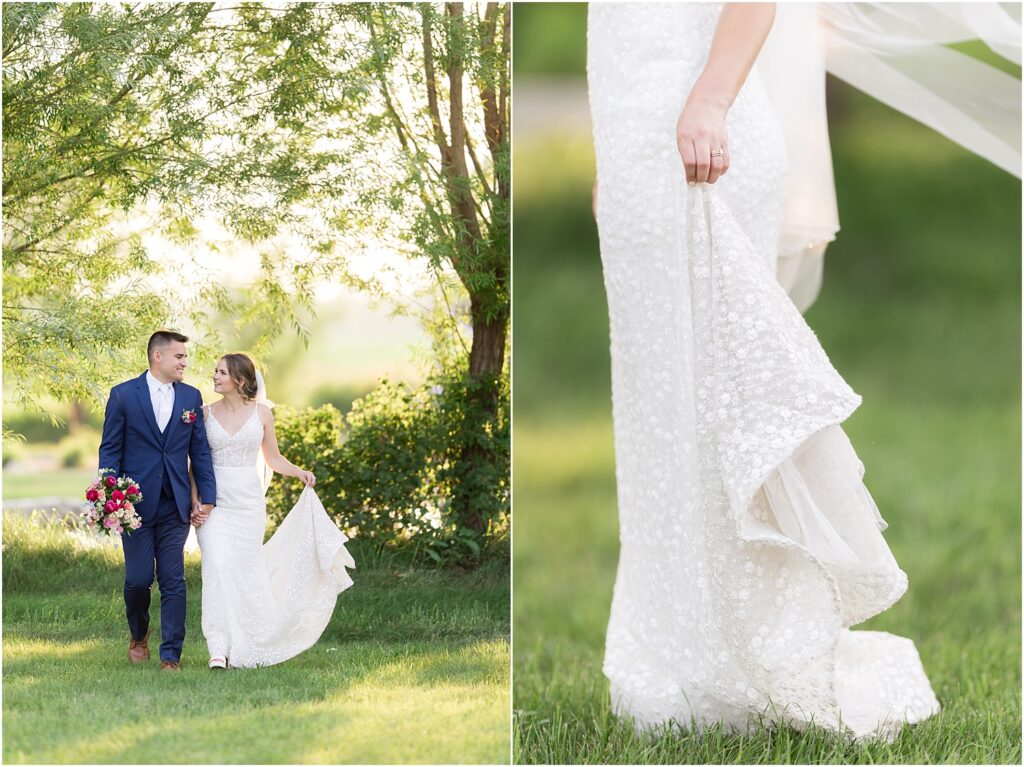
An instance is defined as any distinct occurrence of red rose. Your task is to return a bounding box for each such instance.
[111,490,125,502]
[86,489,99,502]
[105,476,116,487]
[104,500,117,512]
[127,485,139,496]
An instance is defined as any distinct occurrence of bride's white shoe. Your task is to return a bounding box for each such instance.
[208,656,227,670]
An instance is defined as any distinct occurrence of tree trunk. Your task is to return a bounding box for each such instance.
[452,296,508,538]
[68,400,86,434]
[468,297,507,381]
[415,4,509,547]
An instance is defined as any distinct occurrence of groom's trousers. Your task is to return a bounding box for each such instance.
[122,481,190,662]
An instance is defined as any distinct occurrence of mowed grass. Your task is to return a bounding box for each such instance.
[3,515,510,764]
[511,76,1022,764]
[2,469,95,500]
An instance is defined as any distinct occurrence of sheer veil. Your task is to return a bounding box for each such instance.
[254,370,275,495]
[759,2,1022,312]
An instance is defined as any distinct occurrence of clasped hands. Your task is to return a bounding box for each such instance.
[191,500,214,527]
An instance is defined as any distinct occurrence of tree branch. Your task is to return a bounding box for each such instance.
[434,266,470,358]
[498,4,510,157]
[463,123,495,202]
[421,6,450,165]
[479,2,504,155]
[442,3,482,249]
[367,20,410,153]
[8,182,107,255]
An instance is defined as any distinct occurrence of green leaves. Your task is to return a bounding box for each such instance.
[266,363,509,568]
[1,0,511,549]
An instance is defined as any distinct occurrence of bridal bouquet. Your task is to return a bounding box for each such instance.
[82,470,143,536]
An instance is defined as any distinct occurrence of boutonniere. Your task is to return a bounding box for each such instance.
[181,409,197,424]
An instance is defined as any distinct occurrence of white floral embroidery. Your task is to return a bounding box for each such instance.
[196,407,354,668]
[589,2,939,742]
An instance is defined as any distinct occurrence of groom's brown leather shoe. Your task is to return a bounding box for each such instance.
[160,660,181,672]
[128,632,150,663]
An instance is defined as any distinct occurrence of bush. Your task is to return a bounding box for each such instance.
[4,412,67,444]
[308,382,374,415]
[4,407,104,444]
[3,440,23,467]
[266,370,509,567]
[264,404,344,522]
[56,429,100,469]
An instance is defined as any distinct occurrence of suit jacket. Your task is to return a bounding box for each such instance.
[98,372,216,522]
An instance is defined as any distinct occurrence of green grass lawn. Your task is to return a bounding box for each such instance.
[511,65,1022,767]
[2,468,95,500]
[3,515,510,764]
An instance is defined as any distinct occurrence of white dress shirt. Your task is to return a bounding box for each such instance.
[146,371,175,433]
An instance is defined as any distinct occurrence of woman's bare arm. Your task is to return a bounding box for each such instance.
[257,405,316,486]
[677,3,776,185]
[593,4,776,218]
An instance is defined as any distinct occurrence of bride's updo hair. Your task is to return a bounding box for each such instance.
[220,353,259,401]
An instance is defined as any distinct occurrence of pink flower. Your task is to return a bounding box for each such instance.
[127,485,139,496]
[124,502,135,512]
[86,489,99,502]
[103,516,116,528]
[105,476,116,487]
[111,490,125,502]
[104,500,117,513]
[130,519,142,530]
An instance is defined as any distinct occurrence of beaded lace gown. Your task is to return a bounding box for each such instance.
[588,4,939,741]
[196,406,355,668]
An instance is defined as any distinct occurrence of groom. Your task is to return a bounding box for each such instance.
[98,330,216,670]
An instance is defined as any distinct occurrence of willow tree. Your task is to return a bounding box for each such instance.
[365,3,509,384]
[3,3,213,413]
[2,3,371,415]
[357,3,510,534]
[3,2,509,537]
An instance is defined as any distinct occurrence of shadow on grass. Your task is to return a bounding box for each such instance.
[5,623,509,765]
[3,515,511,764]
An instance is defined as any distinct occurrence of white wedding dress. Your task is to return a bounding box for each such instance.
[196,405,355,668]
[589,4,940,741]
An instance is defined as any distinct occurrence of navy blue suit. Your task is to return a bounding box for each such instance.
[98,372,216,662]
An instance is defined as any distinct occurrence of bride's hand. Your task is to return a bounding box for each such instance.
[676,93,730,185]
[297,470,316,487]
[192,503,213,527]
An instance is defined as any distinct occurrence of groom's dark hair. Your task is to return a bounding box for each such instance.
[147,330,189,362]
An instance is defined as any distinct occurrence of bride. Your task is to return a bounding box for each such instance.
[586,1,1018,742]
[190,352,355,669]
[591,0,1019,741]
